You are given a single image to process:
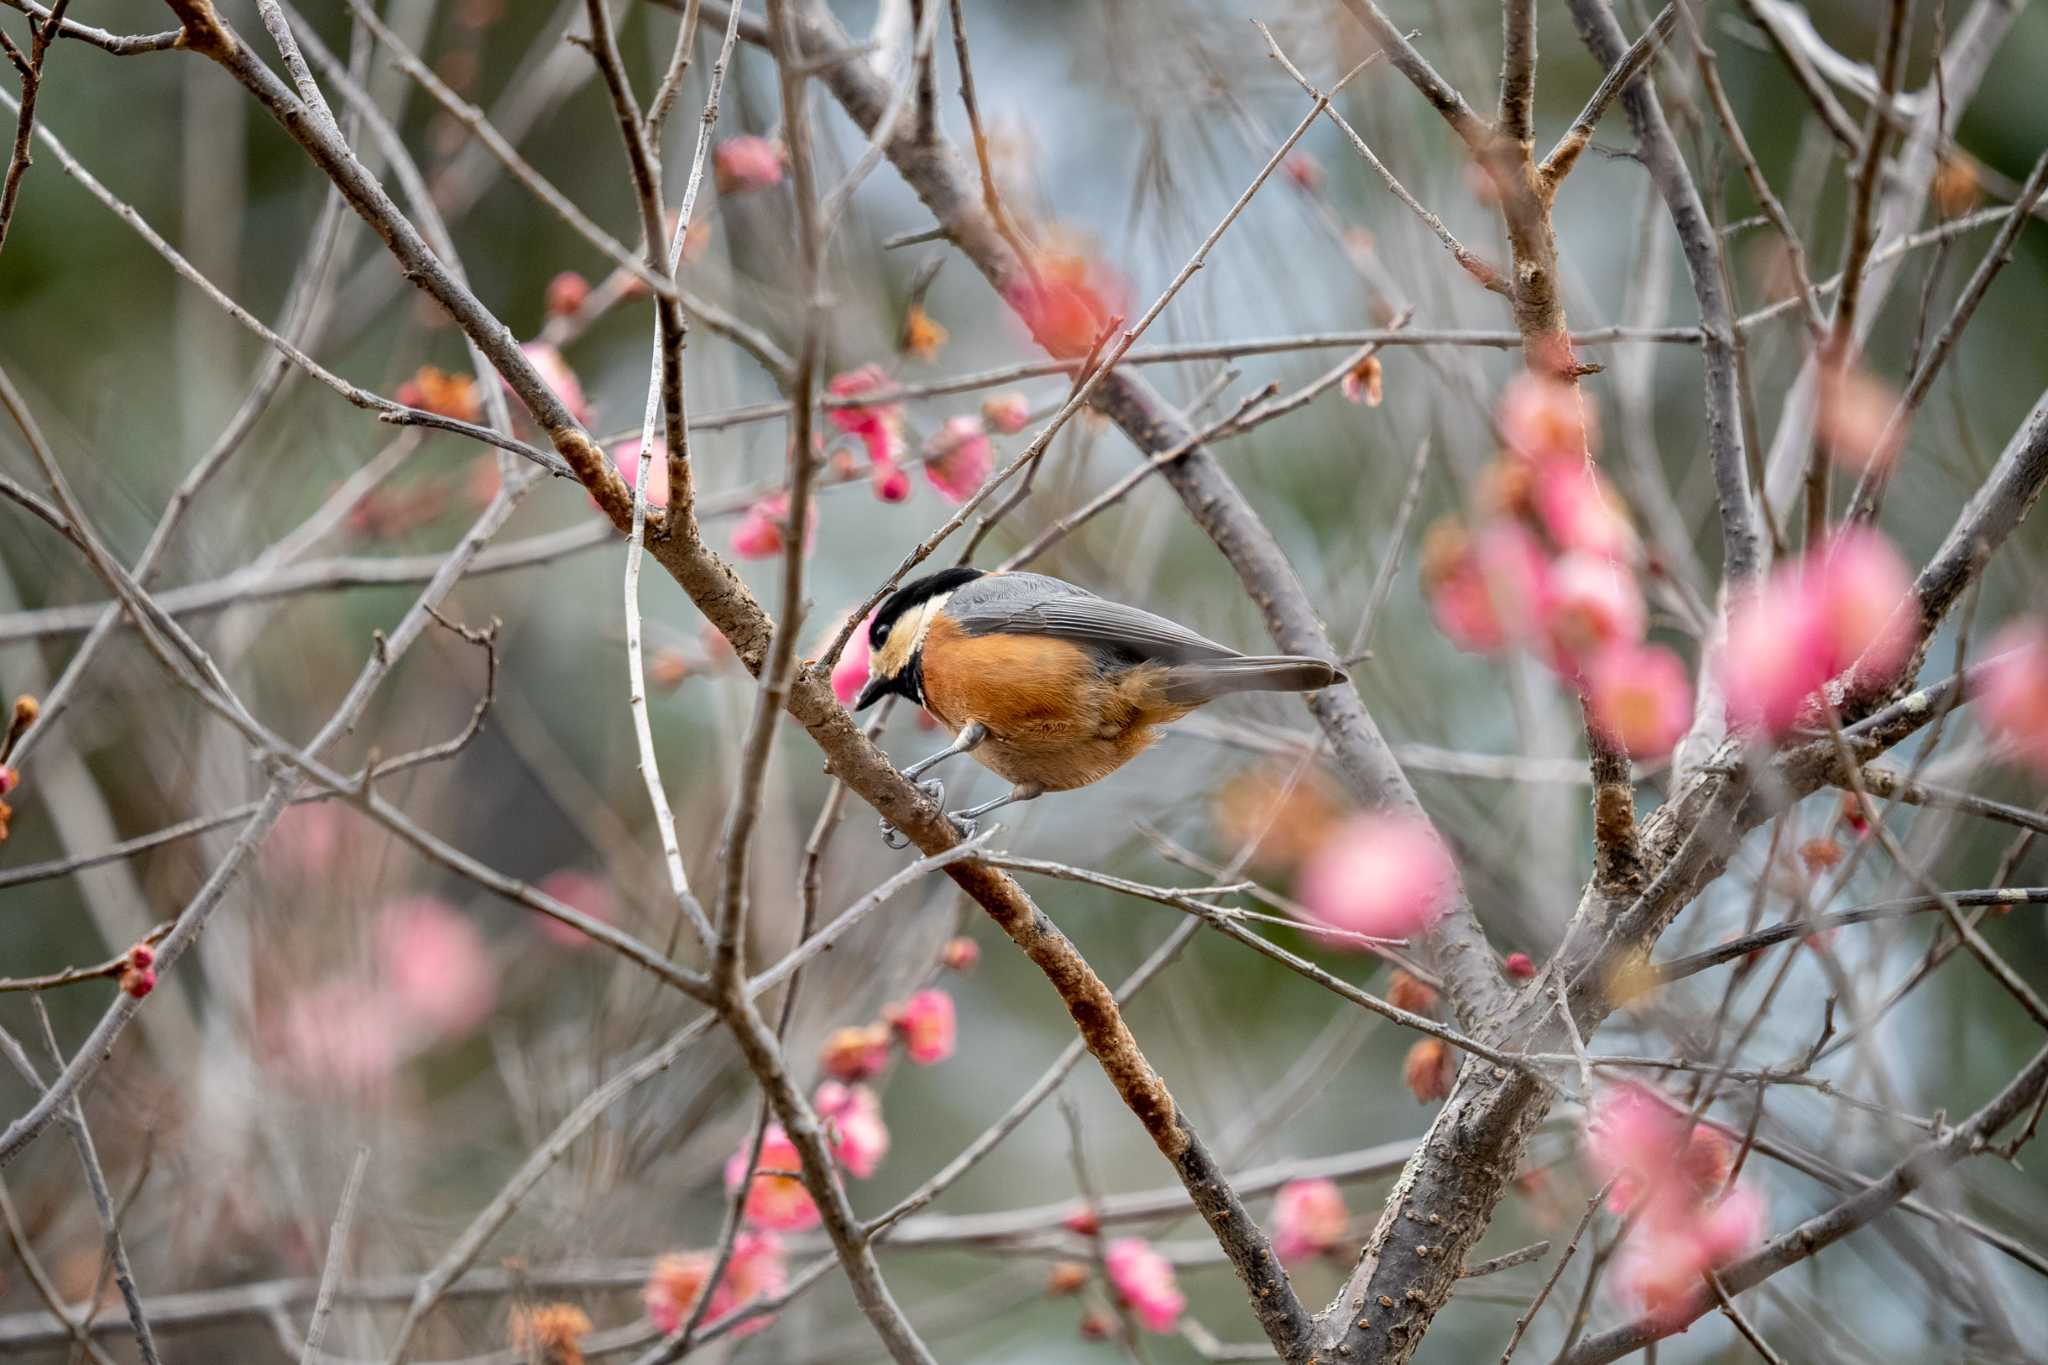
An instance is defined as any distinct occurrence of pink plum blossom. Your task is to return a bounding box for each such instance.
[1104,1238,1185,1333]
[375,895,496,1037]
[1271,1179,1348,1262]
[535,870,613,948]
[887,988,957,1065]
[1584,643,1694,761]
[725,1126,820,1231]
[813,1080,889,1178]
[1297,814,1457,943]
[643,1233,786,1338]
[1980,619,2048,771]
[819,1023,891,1081]
[611,438,668,509]
[713,135,785,192]
[1341,354,1385,406]
[981,392,1031,434]
[1282,150,1325,193]
[922,416,993,503]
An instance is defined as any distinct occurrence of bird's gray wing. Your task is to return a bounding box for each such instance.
[944,572,1240,664]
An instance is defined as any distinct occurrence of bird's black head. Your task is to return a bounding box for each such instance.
[854,566,985,710]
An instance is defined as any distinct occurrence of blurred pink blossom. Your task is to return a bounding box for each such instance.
[535,870,614,948]
[1816,363,1902,472]
[819,1023,891,1081]
[831,614,876,708]
[270,980,402,1097]
[544,270,589,317]
[981,391,1031,434]
[1584,1082,1762,1319]
[713,135,786,192]
[267,802,352,881]
[1004,246,1127,358]
[1282,150,1325,193]
[827,365,905,470]
[1104,1238,1185,1333]
[612,438,668,509]
[375,895,496,1037]
[1980,619,2048,770]
[1271,1178,1348,1263]
[922,416,993,503]
[1584,643,1694,761]
[870,458,911,503]
[515,341,591,425]
[642,1251,709,1334]
[1722,529,1914,733]
[1498,372,1596,463]
[1297,814,1456,943]
[725,1126,821,1231]
[1532,461,1639,562]
[813,1080,889,1178]
[1541,553,1646,676]
[730,492,816,560]
[887,988,957,1065]
[642,1233,786,1338]
[1422,520,1552,655]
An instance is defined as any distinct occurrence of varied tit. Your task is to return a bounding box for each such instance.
[853,567,1345,841]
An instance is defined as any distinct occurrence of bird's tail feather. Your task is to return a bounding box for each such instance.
[1160,655,1346,704]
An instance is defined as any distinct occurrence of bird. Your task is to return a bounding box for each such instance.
[851,567,1346,841]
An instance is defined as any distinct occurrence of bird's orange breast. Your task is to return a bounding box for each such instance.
[918,616,1194,792]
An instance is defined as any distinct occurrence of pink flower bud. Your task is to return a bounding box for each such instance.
[981,392,1031,434]
[1402,1038,1455,1102]
[713,136,787,192]
[544,270,590,317]
[1504,951,1536,979]
[940,937,980,971]
[1297,814,1457,944]
[1062,1206,1101,1236]
[870,458,911,503]
[119,965,156,999]
[0,764,16,797]
[1282,150,1325,194]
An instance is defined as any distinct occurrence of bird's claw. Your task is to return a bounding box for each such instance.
[945,811,978,839]
[878,778,949,848]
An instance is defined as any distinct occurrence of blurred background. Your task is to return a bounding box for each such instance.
[3,0,2048,1359]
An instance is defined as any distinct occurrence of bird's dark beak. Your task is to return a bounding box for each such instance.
[853,675,890,711]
